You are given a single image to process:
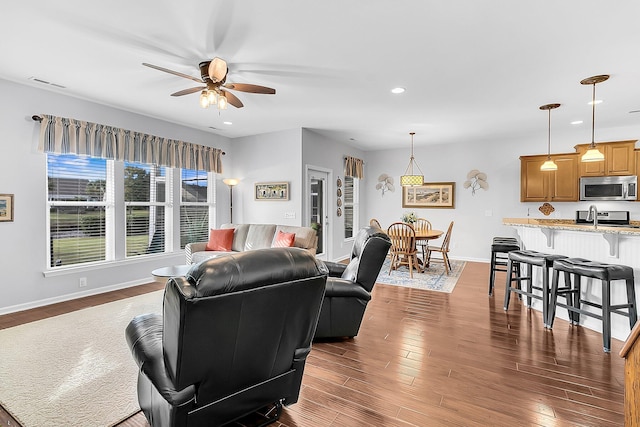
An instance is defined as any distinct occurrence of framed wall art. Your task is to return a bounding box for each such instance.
[402,182,455,209]
[255,182,289,201]
[0,194,14,222]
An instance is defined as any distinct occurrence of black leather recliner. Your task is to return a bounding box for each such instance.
[314,226,391,339]
[125,247,328,427]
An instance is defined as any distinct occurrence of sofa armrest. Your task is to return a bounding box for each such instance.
[325,278,371,300]
[125,313,196,406]
[185,241,208,264]
[323,261,347,277]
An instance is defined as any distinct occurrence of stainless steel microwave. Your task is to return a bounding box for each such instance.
[579,175,637,201]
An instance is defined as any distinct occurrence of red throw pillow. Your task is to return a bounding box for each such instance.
[205,228,235,251]
[272,230,296,248]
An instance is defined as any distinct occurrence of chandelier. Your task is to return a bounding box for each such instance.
[539,103,561,171]
[580,74,609,162]
[400,132,424,186]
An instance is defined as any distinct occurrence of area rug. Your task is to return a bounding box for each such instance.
[376,258,466,293]
[0,290,163,427]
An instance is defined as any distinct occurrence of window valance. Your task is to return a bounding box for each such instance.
[37,114,223,173]
[344,155,364,179]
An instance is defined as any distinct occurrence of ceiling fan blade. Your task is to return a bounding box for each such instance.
[171,86,206,97]
[208,57,228,83]
[223,83,276,94]
[142,63,202,83]
[221,89,244,108]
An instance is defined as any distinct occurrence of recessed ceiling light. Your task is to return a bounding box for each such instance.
[391,87,406,94]
[588,100,603,105]
[571,120,583,125]
[223,121,232,125]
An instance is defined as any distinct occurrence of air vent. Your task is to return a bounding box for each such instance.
[28,77,66,89]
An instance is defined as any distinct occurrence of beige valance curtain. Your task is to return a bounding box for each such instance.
[344,155,364,179]
[37,114,223,173]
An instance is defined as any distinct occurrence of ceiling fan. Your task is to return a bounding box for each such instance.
[142,57,276,109]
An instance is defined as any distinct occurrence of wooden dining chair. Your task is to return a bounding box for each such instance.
[369,218,382,229]
[413,218,432,262]
[426,221,454,274]
[387,222,420,278]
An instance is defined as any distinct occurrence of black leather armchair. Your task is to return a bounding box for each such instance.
[315,226,391,339]
[126,247,327,427]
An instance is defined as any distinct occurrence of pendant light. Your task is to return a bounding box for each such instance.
[400,132,424,186]
[580,74,609,162]
[540,103,561,171]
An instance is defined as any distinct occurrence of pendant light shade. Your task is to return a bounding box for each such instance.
[580,75,609,163]
[539,103,560,171]
[400,132,424,186]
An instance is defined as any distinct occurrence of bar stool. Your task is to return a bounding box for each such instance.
[548,257,638,353]
[504,249,567,327]
[488,237,520,295]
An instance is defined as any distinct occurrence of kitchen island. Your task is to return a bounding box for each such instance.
[503,217,640,342]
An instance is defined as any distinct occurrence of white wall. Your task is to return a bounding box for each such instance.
[302,129,367,261]
[229,129,303,225]
[0,78,231,312]
[364,125,640,262]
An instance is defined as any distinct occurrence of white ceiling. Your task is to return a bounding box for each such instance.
[2,0,640,151]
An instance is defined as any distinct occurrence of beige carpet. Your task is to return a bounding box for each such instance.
[0,290,163,427]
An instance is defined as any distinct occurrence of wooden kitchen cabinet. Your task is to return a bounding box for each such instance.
[575,140,637,176]
[520,153,579,202]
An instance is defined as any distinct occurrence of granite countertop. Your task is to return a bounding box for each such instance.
[502,218,640,235]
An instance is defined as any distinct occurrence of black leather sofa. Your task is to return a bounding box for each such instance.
[126,247,328,427]
[314,226,392,339]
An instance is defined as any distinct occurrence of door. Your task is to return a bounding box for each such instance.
[307,168,330,260]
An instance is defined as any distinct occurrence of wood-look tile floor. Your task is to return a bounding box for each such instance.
[0,262,627,426]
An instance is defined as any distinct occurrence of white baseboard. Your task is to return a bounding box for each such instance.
[0,277,155,316]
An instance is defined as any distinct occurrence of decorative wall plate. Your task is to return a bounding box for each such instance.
[538,202,555,216]
[337,198,342,207]
[337,188,342,197]
[337,207,342,216]
[337,178,342,187]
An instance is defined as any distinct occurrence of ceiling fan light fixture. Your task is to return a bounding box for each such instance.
[199,90,210,108]
[217,94,228,110]
[400,132,424,187]
[580,74,609,163]
[207,90,218,105]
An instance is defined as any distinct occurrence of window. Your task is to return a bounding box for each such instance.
[124,162,168,257]
[46,154,216,269]
[47,154,114,267]
[343,176,359,239]
[180,169,214,248]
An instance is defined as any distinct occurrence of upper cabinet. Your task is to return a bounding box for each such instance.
[574,140,637,176]
[520,153,579,202]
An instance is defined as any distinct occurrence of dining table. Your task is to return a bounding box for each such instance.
[414,229,443,270]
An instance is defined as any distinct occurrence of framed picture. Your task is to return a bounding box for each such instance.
[402,182,455,209]
[255,182,289,200]
[0,194,14,222]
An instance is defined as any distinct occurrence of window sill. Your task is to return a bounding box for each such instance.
[42,252,184,277]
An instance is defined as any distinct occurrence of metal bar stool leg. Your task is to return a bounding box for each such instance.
[602,279,612,352]
[626,277,638,328]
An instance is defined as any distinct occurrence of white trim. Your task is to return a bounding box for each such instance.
[42,252,184,277]
[0,278,155,316]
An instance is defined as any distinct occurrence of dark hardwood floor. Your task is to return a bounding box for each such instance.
[0,262,627,426]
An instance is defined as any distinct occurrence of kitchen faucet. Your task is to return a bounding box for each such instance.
[587,205,598,229]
